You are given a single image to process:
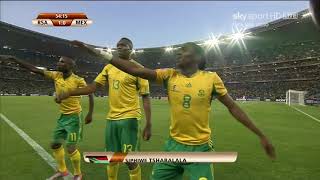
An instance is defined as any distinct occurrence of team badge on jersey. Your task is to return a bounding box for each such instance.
[198,89,205,97]
[171,85,178,92]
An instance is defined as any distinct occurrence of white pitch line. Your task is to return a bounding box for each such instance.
[0,113,72,179]
[291,106,320,123]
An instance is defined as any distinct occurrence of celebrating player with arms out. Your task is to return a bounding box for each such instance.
[0,55,94,180]
[58,38,152,180]
[63,41,276,180]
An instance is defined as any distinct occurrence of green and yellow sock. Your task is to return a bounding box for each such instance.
[107,163,119,180]
[52,146,67,173]
[129,165,141,180]
[69,149,81,175]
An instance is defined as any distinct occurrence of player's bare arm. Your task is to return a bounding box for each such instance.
[0,55,45,76]
[85,94,94,124]
[111,57,157,81]
[58,82,102,101]
[218,93,276,160]
[142,94,152,141]
[71,40,157,81]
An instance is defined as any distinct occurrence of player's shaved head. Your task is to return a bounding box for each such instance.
[61,56,75,68]
[177,42,207,70]
[57,56,76,73]
[118,37,133,50]
[181,42,206,61]
[117,37,134,60]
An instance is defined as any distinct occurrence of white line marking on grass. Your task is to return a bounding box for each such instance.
[0,113,72,179]
[291,107,320,123]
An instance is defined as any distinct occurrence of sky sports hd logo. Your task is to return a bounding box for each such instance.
[32,13,92,27]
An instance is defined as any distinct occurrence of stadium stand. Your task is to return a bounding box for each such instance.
[0,11,319,104]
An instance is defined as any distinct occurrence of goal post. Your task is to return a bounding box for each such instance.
[286,90,307,106]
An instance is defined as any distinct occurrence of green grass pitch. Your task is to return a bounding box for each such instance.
[1,96,320,180]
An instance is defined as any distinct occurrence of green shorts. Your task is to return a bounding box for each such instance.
[151,137,215,180]
[105,118,141,152]
[52,113,83,145]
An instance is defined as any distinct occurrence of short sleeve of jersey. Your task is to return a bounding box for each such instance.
[212,72,227,97]
[44,70,58,80]
[94,64,111,86]
[137,78,150,95]
[78,78,87,88]
[155,68,174,84]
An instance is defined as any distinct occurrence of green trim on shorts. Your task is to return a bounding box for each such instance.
[151,137,215,180]
[165,137,215,152]
[52,112,83,145]
[105,118,141,152]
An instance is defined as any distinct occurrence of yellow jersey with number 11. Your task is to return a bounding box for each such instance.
[44,71,86,114]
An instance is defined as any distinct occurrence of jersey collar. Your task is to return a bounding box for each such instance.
[178,69,201,78]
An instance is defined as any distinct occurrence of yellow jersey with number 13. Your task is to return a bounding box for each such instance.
[95,61,150,120]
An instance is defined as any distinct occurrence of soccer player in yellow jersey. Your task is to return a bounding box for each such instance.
[69,41,276,180]
[58,38,152,180]
[1,55,94,180]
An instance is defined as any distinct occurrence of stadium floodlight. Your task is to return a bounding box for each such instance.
[203,34,220,48]
[231,32,245,40]
[135,49,144,53]
[106,48,112,53]
[165,47,174,52]
[203,33,222,55]
[302,12,312,18]
[227,28,253,51]
[286,90,307,106]
[230,32,252,40]
[205,39,219,45]
[204,34,219,46]
[36,66,47,71]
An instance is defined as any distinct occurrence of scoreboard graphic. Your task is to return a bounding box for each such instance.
[32,13,92,27]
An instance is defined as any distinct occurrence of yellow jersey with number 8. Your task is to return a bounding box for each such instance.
[156,68,227,145]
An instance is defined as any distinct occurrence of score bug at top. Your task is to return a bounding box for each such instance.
[32,13,92,27]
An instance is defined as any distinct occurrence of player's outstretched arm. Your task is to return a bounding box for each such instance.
[0,55,44,76]
[71,40,157,81]
[85,93,94,124]
[218,94,276,160]
[111,57,157,81]
[142,95,152,140]
[58,83,99,101]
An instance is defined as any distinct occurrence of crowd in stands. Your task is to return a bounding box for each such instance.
[210,56,320,100]
[1,19,319,101]
[1,39,319,101]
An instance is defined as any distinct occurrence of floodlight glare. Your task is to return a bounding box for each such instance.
[106,48,112,53]
[204,33,220,46]
[232,33,245,40]
[204,38,219,46]
[165,47,174,52]
[302,12,312,18]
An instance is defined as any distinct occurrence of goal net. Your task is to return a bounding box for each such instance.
[286,90,307,106]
